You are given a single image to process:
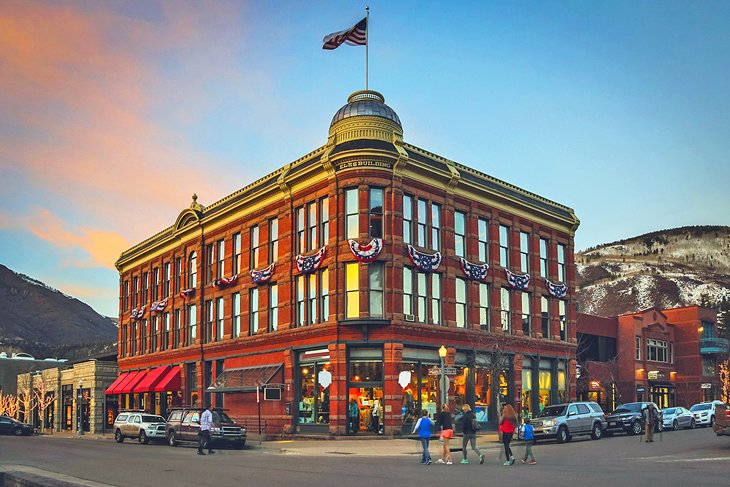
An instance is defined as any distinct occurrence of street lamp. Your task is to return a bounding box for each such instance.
[438,346,447,408]
[77,378,84,436]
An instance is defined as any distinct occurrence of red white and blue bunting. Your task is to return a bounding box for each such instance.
[460,258,489,282]
[296,246,327,274]
[150,299,168,312]
[407,245,441,273]
[505,269,530,290]
[546,278,568,299]
[179,288,195,299]
[214,274,239,287]
[130,306,145,320]
[250,263,275,285]
[348,238,383,263]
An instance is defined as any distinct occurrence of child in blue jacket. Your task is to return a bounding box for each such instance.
[412,409,435,465]
[520,418,537,465]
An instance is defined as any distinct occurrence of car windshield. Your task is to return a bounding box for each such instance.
[662,408,676,415]
[539,405,566,417]
[690,404,711,411]
[212,412,234,424]
[141,415,165,423]
[613,403,642,414]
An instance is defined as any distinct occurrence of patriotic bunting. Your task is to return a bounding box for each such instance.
[460,258,489,282]
[251,263,275,285]
[348,238,383,263]
[505,269,530,290]
[546,278,568,299]
[407,245,441,273]
[296,246,327,274]
[130,306,145,320]
[179,288,195,299]
[150,299,168,312]
[214,274,239,287]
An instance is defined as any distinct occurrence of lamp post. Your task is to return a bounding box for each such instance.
[77,378,84,436]
[438,346,447,408]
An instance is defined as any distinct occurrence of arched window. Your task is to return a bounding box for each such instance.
[188,251,198,288]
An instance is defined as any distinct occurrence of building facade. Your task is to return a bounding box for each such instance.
[577,305,726,412]
[114,90,580,436]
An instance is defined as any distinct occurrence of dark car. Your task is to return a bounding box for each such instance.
[166,408,246,449]
[605,402,664,436]
[0,416,34,436]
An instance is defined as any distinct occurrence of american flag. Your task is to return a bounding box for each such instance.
[323,17,367,50]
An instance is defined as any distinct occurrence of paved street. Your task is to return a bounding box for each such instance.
[1,428,729,486]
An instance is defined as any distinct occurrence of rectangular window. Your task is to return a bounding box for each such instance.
[417,199,427,247]
[455,277,467,328]
[479,283,490,330]
[232,293,240,338]
[320,269,329,322]
[188,252,197,288]
[519,231,529,273]
[250,226,260,269]
[345,263,359,318]
[403,195,413,244]
[431,203,441,251]
[142,272,149,305]
[369,187,383,238]
[308,273,317,325]
[204,300,213,344]
[499,225,510,268]
[205,245,214,284]
[307,201,317,251]
[187,304,197,344]
[216,240,225,279]
[647,339,669,363]
[703,357,716,376]
[269,284,278,332]
[122,280,129,311]
[130,322,137,356]
[163,262,171,298]
[417,273,427,322]
[173,309,181,348]
[162,312,170,351]
[296,275,305,327]
[559,300,566,341]
[478,218,489,263]
[369,263,384,317]
[216,297,224,341]
[319,198,329,246]
[133,276,139,307]
[296,207,305,254]
[403,267,413,317]
[521,292,531,336]
[151,316,158,352]
[455,211,466,258]
[232,233,241,275]
[121,325,127,357]
[345,188,359,239]
[152,268,160,301]
[249,288,259,335]
[539,238,549,279]
[541,296,550,338]
[431,273,441,325]
[402,268,440,325]
[500,287,511,332]
[140,319,147,354]
[268,218,278,264]
[635,336,641,360]
[558,243,566,282]
[175,257,182,294]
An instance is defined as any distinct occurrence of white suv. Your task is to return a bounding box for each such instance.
[114,412,167,444]
[690,401,724,427]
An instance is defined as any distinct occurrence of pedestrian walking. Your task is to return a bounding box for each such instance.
[458,404,484,465]
[499,403,518,465]
[349,399,360,434]
[412,409,435,465]
[643,403,657,443]
[197,404,215,455]
[436,404,454,465]
[519,417,537,465]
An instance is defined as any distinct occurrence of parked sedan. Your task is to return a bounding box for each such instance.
[662,407,695,430]
[0,416,34,436]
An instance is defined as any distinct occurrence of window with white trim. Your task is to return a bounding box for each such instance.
[455,211,466,258]
[319,198,329,246]
[369,262,384,317]
[232,233,241,275]
[163,262,171,298]
[187,304,197,344]
[479,283,490,330]
[635,336,641,360]
[559,300,566,341]
[189,252,199,289]
[216,240,225,279]
[647,338,669,363]
[403,268,440,324]
[521,291,531,336]
[539,238,549,279]
[142,272,148,305]
[345,263,359,318]
[151,315,158,352]
[269,284,278,332]
[557,243,566,282]
[500,287,511,332]
[307,201,317,251]
[519,231,529,273]
[345,188,359,239]
[216,297,224,341]
[456,277,467,328]
[204,299,213,343]
[232,293,240,338]
[162,312,170,351]
[250,225,260,269]
[320,269,329,323]
[403,195,413,244]
[269,218,278,263]
[205,244,214,284]
[541,296,550,338]
[152,267,160,301]
[369,188,383,239]
[249,287,259,335]
[478,218,489,263]
[499,225,510,268]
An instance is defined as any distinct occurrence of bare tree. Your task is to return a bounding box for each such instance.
[720,359,729,404]
[0,392,20,417]
[16,375,35,424]
[33,377,57,434]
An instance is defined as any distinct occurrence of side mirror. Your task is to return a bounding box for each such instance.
[567,411,575,417]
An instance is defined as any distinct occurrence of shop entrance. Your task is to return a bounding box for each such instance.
[349,386,383,434]
[348,347,384,435]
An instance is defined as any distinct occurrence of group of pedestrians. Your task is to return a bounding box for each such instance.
[412,402,537,466]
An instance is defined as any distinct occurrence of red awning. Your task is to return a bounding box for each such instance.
[110,371,140,395]
[118,370,147,394]
[153,365,181,392]
[132,366,171,393]
[105,372,131,395]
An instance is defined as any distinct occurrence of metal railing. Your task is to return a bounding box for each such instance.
[700,337,729,354]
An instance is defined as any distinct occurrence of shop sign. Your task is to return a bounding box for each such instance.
[636,386,646,393]
[336,160,392,171]
[428,367,457,376]
[318,370,332,389]
[647,371,665,380]
[398,370,412,389]
[701,383,712,389]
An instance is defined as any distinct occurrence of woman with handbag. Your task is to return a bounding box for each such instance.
[458,404,484,464]
[499,403,518,465]
[436,404,454,464]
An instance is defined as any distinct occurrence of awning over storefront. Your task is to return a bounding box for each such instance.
[117,370,147,394]
[206,364,282,393]
[132,366,171,393]
[153,365,181,392]
[105,372,131,395]
[110,371,141,395]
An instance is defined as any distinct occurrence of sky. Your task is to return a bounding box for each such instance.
[1,0,729,317]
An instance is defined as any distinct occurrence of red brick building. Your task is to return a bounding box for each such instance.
[577,306,726,412]
[112,90,580,436]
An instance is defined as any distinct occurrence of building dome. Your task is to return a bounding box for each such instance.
[330,90,401,128]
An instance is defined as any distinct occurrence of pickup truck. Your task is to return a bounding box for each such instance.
[166,407,246,449]
[712,403,730,436]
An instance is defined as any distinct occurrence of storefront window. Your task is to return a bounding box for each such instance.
[538,369,551,414]
[558,362,567,403]
[298,353,331,425]
[474,365,492,423]
[348,348,384,434]
[522,362,533,419]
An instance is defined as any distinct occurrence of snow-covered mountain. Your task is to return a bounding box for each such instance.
[576,226,730,317]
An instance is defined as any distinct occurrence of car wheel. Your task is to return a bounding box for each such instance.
[672,420,679,431]
[234,441,246,450]
[13,427,24,436]
[556,426,569,443]
[115,430,124,443]
[631,420,642,435]
[167,431,177,447]
[690,419,695,429]
[139,431,149,445]
[591,422,603,440]
[710,416,715,427]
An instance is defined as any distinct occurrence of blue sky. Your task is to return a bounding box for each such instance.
[1,0,728,316]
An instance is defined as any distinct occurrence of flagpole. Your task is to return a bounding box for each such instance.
[365,6,369,90]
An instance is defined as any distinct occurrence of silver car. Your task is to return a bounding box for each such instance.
[690,400,724,427]
[662,407,695,430]
[114,412,167,444]
[532,401,607,443]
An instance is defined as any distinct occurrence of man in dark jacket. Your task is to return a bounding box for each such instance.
[459,404,484,464]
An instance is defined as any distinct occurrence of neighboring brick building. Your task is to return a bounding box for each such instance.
[577,305,726,412]
[113,90,580,436]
